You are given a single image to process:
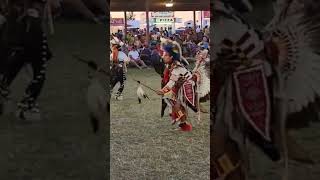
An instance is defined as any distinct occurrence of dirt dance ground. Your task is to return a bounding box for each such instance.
[247,124,320,180]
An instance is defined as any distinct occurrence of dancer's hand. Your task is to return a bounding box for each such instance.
[156,90,164,95]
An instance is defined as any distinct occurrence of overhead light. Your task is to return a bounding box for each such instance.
[165,0,173,7]
[165,3,173,7]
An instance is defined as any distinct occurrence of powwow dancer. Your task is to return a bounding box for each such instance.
[156,39,198,131]
[150,41,196,118]
[192,48,210,113]
[0,0,52,120]
[110,40,129,101]
[212,0,320,179]
[0,5,7,83]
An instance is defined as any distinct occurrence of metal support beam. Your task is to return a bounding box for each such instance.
[200,11,203,29]
[124,11,127,43]
[193,11,196,31]
[146,1,150,45]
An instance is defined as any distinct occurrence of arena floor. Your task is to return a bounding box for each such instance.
[0,20,108,179]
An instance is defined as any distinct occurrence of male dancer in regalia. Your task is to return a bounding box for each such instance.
[0,0,52,120]
[212,0,319,179]
[110,43,128,100]
[156,39,196,131]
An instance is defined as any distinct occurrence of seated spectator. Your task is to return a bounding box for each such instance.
[196,31,204,44]
[150,45,161,63]
[198,36,209,50]
[134,36,142,49]
[204,26,209,37]
[140,36,146,44]
[128,46,148,69]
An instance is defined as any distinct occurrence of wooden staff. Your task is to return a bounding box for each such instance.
[132,79,158,93]
[72,54,98,70]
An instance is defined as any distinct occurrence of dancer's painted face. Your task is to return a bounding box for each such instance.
[163,52,173,64]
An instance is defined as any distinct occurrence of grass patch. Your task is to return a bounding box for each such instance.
[0,21,107,179]
[111,68,210,180]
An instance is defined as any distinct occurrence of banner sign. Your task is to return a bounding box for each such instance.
[151,11,174,18]
[110,18,124,26]
[203,11,210,18]
[154,18,175,24]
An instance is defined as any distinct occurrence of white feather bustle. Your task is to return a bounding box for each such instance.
[268,15,320,114]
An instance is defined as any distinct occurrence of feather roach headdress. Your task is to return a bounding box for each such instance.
[160,38,189,66]
[110,36,124,51]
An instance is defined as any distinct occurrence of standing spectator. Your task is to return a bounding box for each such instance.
[168,27,172,36]
[117,29,123,41]
[157,43,164,56]
[164,27,169,37]
[204,25,209,37]
[196,25,201,33]
[126,32,134,45]
[140,43,152,66]
[153,26,158,32]
[196,30,204,44]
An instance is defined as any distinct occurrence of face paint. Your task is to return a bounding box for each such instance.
[162,52,173,64]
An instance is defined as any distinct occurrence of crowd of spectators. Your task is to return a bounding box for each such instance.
[111,25,210,69]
